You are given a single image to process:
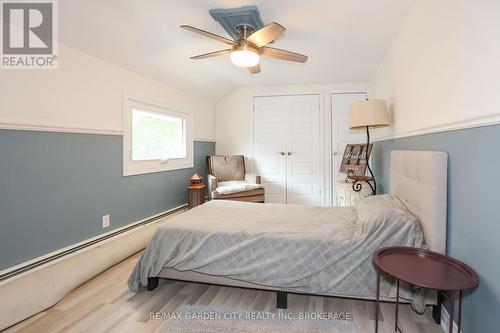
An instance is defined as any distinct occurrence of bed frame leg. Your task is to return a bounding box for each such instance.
[277,291,287,309]
[147,277,159,291]
[432,291,443,325]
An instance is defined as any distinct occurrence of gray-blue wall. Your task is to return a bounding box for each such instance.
[0,129,215,270]
[372,124,500,333]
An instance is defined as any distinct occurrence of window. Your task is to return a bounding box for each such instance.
[123,96,193,176]
[132,109,186,161]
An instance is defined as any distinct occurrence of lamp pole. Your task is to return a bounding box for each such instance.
[365,125,376,195]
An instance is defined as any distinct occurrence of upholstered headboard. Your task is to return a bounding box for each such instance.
[390,150,448,253]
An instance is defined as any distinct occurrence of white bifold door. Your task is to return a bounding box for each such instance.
[253,95,321,205]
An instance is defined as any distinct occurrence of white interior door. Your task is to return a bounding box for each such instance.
[253,96,287,203]
[285,95,321,205]
[331,93,367,205]
[254,94,321,205]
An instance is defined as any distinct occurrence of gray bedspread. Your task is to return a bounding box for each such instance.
[128,195,425,305]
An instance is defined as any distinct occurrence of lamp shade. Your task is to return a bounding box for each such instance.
[349,99,390,129]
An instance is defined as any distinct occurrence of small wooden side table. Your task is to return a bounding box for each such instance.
[372,246,479,333]
[188,184,205,209]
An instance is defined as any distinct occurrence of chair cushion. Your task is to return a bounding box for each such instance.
[215,181,264,196]
[210,155,245,181]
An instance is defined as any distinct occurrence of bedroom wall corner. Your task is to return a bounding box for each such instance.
[369,2,500,331]
[0,43,216,271]
[372,127,500,333]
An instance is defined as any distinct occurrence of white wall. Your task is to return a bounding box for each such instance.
[215,83,370,205]
[371,0,500,139]
[0,44,215,141]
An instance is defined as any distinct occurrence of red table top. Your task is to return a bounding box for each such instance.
[373,246,479,291]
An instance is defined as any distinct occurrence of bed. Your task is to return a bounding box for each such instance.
[128,150,448,315]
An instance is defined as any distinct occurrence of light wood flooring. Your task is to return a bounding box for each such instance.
[4,252,444,333]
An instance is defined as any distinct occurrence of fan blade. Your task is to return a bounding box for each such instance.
[247,22,285,47]
[180,25,238,46]
[247,64,261,74]
[190,49,231,60]
[261,47,308,63]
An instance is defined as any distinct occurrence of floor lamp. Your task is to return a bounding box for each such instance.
[348,99,390,195]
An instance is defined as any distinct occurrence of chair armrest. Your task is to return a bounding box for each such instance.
[245,173,261,185]
[207,175,218,199]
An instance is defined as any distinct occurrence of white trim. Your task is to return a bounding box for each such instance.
[0,203,187,282]
[441,305,462,333]
[252,91,325,98]
[194,137,216,143]
[122,94,194,176]
[0,123,215,142]
[0,206,187,330]
[374,112,500,142]
[0,122,121,136]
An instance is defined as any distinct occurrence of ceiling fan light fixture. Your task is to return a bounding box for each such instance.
[181,17,307,74]
[230,41,260,67]
[230,49,260,67]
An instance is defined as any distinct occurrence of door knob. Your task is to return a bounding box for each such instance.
[279,152,285,156]
[333,151,338,156]
[287,152,292,156]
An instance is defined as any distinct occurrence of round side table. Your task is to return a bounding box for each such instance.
[372,246,479,333]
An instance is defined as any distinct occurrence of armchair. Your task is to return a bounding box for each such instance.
[206,155,265,203]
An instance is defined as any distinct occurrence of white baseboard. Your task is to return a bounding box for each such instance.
[441,305,462,333]
[0,204,187,282]
[0,205,188,330]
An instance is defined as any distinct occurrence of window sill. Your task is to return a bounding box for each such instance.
[123,160,193,176]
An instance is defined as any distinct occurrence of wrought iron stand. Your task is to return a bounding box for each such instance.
[348,126,376,195]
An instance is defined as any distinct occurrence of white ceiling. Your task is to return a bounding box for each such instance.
[60,0,414,101]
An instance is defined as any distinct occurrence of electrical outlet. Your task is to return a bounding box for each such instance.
[102,215,110,228]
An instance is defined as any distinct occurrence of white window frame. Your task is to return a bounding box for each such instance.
[123,95,193,176]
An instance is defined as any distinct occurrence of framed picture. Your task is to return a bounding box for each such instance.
[339,144,372,176]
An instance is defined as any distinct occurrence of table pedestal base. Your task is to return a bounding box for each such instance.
[374,271,463,333]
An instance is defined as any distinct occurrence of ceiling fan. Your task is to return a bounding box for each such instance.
[180,22,308,74]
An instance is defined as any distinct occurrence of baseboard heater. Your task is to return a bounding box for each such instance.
[0,204,187,282]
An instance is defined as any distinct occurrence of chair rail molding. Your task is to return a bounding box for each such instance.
[0,121,122,136]
[374,111,500,142]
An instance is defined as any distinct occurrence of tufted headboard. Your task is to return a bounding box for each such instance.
[390,150,448,253]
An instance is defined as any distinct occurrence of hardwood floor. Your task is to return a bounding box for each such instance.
[4,252,444,333]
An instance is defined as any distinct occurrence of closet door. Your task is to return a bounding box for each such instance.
[331,93,367,204]
[253,96,287,203]
[285,95,321,205]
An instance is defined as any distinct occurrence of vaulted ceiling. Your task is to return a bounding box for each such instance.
[60,0,414,101]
